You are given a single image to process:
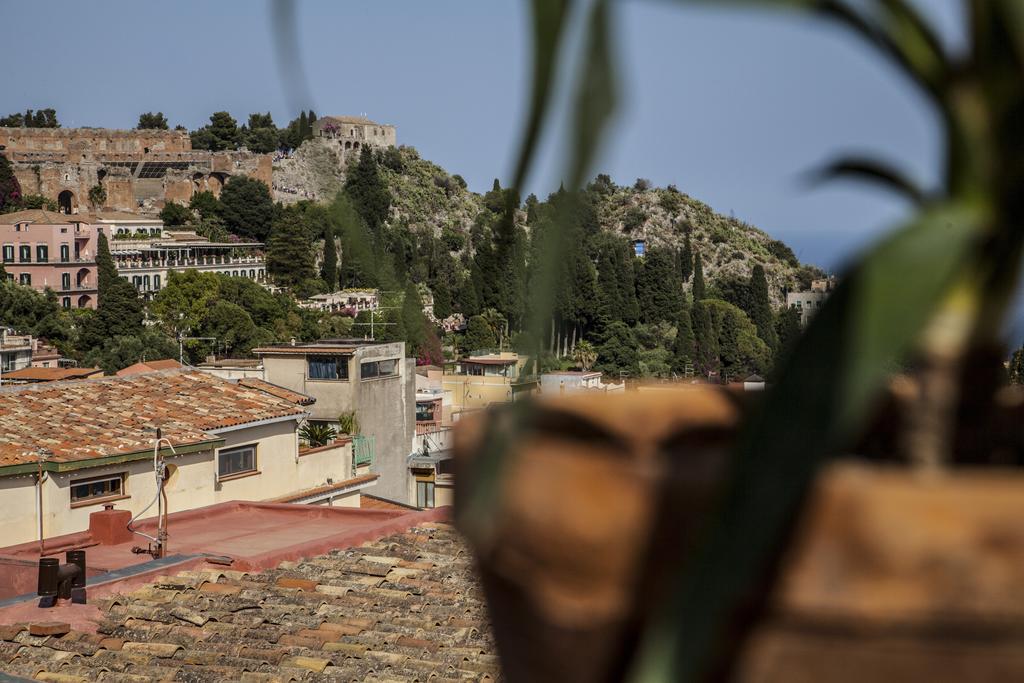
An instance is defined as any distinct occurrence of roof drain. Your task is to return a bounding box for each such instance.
[128,427,176,559]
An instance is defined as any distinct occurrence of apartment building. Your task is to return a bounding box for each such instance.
[111,230,265,296]
[443,352,538,419]
[0,209,102,308]
[251,340,416,503]
[0,330,33,375]
[0,370,377,547]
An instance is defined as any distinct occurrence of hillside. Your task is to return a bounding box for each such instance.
[272,143,819,304]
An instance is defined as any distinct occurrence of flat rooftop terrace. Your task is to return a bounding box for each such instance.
[0,500,444,630]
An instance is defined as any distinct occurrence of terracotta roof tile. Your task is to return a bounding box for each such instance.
[1,367,102,382]
[114,358,183,376]
[0,370,307,467]
[0,523,498,680]
[237,378,316,406]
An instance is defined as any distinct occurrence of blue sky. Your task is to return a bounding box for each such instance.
[2,0,962,271]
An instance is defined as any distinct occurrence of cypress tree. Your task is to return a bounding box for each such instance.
[84,232,144,347]
[401,283,428,358]
[617,241,640,324]
[692,299,718,376]
[692,251,706,301]
[636,246,683,324]
[0,153,22,211]
[432,281,453,319]
[345,147,391,234]
[298,111,309,140]
[671,305,695,375]
[749,264,778,350]
[320,226,338,290]
[680,233,693,282]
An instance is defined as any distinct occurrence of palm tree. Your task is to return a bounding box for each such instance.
[298,422,336,448]
[572,339,597,371]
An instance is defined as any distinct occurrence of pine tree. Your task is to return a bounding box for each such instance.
[749,264,778,350]
[692,251,706,301]
[320,225,338,291]
[680,233,694,282]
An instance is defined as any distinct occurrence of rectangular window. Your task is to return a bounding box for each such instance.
[60,244,69,262]
[416,480,435,509]
[2,245,12,263]
[61,273,71,290]
[70,473,125,505]
[19,273,31,286]
[361,358,399,380]
[218,444,257,479]
[62,297,71,309]
[36,245,47,263]
[307,355,349,380]
[19,245,31,263]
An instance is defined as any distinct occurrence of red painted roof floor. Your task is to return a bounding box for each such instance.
[0,500,448,631]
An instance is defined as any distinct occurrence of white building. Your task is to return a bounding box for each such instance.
[300,290,379,315]
[540,370,625,395]
[786,290,829,326]
[111,230,266,296]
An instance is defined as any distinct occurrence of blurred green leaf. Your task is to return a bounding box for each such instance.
[511,0,573,192]
[566,0,618,189]
[630,201,986,683]
[809,156,929,205]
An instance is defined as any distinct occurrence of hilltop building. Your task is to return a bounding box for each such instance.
[0,127,272,214]
[311,115,397,161]
[787,276,837,326]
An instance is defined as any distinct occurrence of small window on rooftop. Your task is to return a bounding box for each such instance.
[308,355,350,380]
[361,358,398,380]
[70,473,126,507]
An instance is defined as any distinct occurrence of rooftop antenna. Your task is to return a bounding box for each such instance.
[128,427,176,559]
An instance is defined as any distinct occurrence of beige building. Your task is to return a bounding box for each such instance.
[786,290,829,326]
[443,352,537,419]
[0,370,377,547]
[251,340,416,504]
[312,115,397,161]
[540,370,625,395]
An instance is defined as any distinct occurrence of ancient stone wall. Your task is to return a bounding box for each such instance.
[1,127,272,214]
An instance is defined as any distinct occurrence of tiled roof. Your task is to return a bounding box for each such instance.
[0,370,308,468]
[0,523,500,681]
[0,209,85,225]
[266,473,379,503]
[238,378,315,406]
[1,366,101,382]
[115,358,183,376]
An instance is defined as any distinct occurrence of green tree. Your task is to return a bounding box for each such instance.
[219,175,274,240]
[149,270,222,338]
[136,112,169,130]
[88,184,107,209]
[692,299,718,376]
[0,153,22,212]
[773,305,802,376]
[345,147,391,234]
[595,321,639,377]
[320,225,338,291]
[749,264,779,351]
[572,339,598,371]
[159,201,192,227]
[244,112,279,153]
[671,306,695,375]
[636,246,683,324]
[81,233,144,350]
[190,111,239,151]
[197,299,270,357]
[266,212,316,291]
[680,233,693,282]
[300,422,337,447]
[188,191,222,220]
[692,251,706,301]
[461,315,497,354]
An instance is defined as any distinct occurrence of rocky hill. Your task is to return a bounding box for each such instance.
[272,144,818,304]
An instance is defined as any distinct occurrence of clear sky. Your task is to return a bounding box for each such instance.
[0,0,963,272]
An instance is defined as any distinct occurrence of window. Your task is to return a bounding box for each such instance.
[2,245,12,263]
[60,244,69,262]
[19,245,31,263]
[308,355,350,380]
[70,473,125,505]
[361,358,399,380]
[416,480,435,509]
[36,245,48,263]
[62,297,71,309]
[19,273,30,286]
[153,274,161,290]
[61,273,71,290]
[218,444,257,479]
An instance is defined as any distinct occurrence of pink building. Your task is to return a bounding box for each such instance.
[0,209,105,309]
